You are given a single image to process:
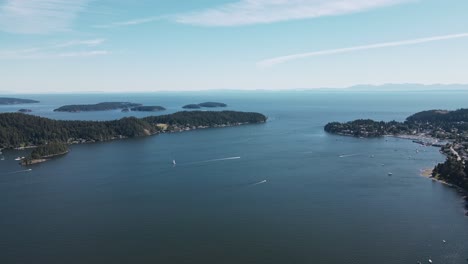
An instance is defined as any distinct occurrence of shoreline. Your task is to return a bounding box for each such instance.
[420,167,468,215]
[333,126,468,215]
[385,134,450,147]
[21,151,70,166]
[6,120,265,150]
[12,121,265,166]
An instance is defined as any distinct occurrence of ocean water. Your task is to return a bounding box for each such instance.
[0,91,467,264]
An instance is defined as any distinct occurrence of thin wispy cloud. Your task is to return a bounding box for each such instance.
[55,38,106,48]
[257,33,468,67]
[95,0,412,29]
[93,16,166,29]
[0,0,91,34]
[0,39,108,59]
[174,0,413,26]
[58,50,110,58]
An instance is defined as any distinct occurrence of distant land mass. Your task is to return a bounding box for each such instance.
[18,109,32,113]
[182,104,201,109]
[0,111,267,164]
[325,108,468,193]
[199,102,227,107]
[128,106,166,112]
[54,102,142,112]
[0,97,39,105]
[183,102,227,109]
[344,83,468,91]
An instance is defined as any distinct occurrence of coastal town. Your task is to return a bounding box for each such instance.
[325,109,468,204]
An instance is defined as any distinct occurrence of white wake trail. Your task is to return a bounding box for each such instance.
[189,156,241,165]
[250,180,267,186]
[339,153,361,158]
[203,157,241,162]
[4,169,32,175]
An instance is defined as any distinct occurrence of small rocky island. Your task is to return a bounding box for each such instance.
[18,109,32,113]
[183,102,227,109]
[0,111,267,165]
[126,106,166,112]
[0,97,39,105]
[325,109,468,193]
[54,102,142,112]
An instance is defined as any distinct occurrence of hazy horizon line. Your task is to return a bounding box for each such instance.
[1,83,468,95]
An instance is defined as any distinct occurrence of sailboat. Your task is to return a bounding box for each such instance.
[172,160,176,166]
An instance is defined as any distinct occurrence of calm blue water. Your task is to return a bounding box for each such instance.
[1,91,467,264]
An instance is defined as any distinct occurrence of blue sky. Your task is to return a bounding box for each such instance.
[1,0,468,93]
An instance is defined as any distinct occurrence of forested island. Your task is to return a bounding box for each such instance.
[182,104,201,109]
[199,102,227,107]
[0,97,39,105]
[54,102,142,112]
[325,109,468,194]
[128,106,166,112]
[183,102,227,109]
[0,111,267,164]
[18,109,32,113]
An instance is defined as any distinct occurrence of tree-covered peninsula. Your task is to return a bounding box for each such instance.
[0,111,267,164]
[22,142,69,165]
[325,109,468,193]
[54,102,142,112]
[0,97,39,105]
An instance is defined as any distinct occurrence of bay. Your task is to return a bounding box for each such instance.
[1,91,467,263]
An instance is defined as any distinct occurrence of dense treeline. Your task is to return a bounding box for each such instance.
[129,106,166,112]
[433,156,468,190]
[21,142,69,165]
[407,109,468,123]
[30,142,68,159]
[0,113,155,148]
[143,111,265,127]
[0,111,266,149]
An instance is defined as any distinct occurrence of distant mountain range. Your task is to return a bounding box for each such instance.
[0,97,39,105]
[342,83,468,91]
[1,84,468,94]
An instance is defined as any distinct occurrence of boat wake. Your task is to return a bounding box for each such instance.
[3,169,32,175]
[186,156,241,165]
[250,180,267,186]
[204,156,241,162]
[339,153,361,158]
